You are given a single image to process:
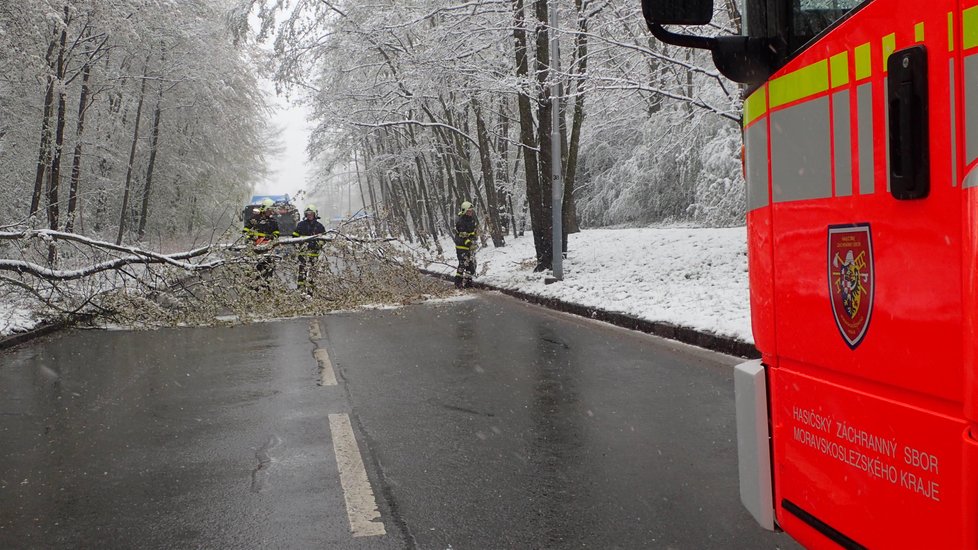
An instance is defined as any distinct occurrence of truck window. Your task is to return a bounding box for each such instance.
[790,0,863,51]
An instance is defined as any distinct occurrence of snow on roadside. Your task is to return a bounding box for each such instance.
[0,297,42,337]
[420,226,753,344]
[2,227,753,345]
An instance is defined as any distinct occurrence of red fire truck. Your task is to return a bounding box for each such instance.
[644,1,977,547]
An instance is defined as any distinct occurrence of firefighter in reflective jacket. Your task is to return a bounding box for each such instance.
[454,201,478,289]
[293,205,326,288]
[242,198,280,286]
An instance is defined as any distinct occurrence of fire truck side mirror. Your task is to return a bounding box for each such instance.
[641,0,775,85]
[641,0,714,26]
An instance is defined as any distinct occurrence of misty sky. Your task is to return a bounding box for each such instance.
[257,96,311,201]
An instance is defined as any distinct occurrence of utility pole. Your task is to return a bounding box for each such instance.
[549,0,564,281]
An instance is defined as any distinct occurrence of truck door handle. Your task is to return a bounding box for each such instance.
[887,45,929,200]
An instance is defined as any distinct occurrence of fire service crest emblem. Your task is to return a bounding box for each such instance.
[828,224,874,349]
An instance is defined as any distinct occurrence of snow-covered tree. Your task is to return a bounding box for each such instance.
[240,0,745,270]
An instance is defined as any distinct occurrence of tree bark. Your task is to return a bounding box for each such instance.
[30,35,60,220]
[65,55,92,233]
[563,0,589,237]
[353,144,374,237]
[511,0,546,266]
[472,99,505,247]
[138,47,166,241]
[406,122,443,252]
[494,102,516,237]
[117,57,151,245]
[379,131,413,243]
[47,7,70,239]
[533,0,554,270]
[394,131,425,245]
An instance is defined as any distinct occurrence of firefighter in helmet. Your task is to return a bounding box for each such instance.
[292,204,326,289]
[242,198,280,287]
[454,200,478,289]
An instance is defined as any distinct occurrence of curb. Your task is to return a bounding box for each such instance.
[422,269,760,359]
[0,313,96,352]
[0,320,69,351]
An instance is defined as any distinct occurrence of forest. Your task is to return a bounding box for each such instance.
[2,0,742,251]
[243,0,746,269]
[0,0,744,321]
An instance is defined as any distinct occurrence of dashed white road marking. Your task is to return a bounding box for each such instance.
[309,320,322,341]
[328,414,386,537]
[314,348,337,386]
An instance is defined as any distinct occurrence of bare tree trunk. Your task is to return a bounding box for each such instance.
[406,123,443,253]
[494,103,514,237]
[138,47,166,241]
[416,160,442,253]
[437,97,482,210]
[724,0,742,33]
[472,99,505,247]
[393,131,425,245]
[511,0,546,266]
[418,151,443,231]
[30,35,60,220]
[684,48,695,117]
[65,56,92,233]
[430,153,452,230]
[353,145,374,237]
[117,57,151,245]
[645,37,663,116]
[563,0,589,237]
[364,139,382,236]
[93,51,122,234]
[533,0,554,269]
[379,131,413,242]
[47,8,70,240]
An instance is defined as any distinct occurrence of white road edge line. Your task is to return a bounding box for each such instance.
[328,413,387,537]
[314,348,337,386]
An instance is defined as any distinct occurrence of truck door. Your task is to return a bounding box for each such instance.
[747,1,970,547]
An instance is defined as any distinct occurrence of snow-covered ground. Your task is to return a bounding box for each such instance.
[1,227,753,344]
[0,303,40,338]
[421,226,752,343]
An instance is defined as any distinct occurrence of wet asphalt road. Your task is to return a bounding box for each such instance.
[0,291,799,549]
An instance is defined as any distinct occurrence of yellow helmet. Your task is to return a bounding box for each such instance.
[260,198,275,210]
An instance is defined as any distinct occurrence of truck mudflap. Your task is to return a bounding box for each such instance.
[734,359,775,531]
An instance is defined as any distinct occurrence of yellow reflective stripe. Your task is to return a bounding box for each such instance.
[882,33,896,73]
[855,43,871,80]
[830,52,849,88]
[949,12,956,52]
[769,60,828,108]
[456,245,470,250]
[744,86,767,127]
[965,6,978,50]
[915,22,925,43]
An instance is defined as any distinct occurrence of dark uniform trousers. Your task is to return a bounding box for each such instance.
[454,213,478,288]
[293,218,326,288]
[242,217,280,288]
